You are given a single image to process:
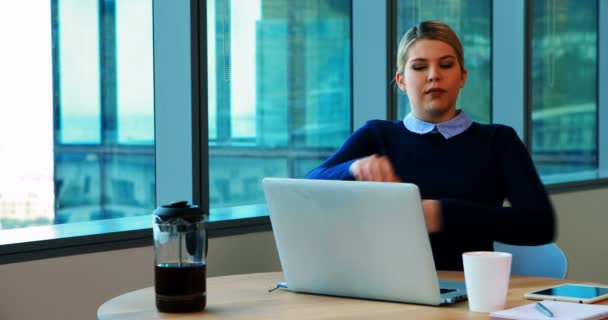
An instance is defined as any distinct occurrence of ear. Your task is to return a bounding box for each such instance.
[459,68,468,88]
[395,72,406,92]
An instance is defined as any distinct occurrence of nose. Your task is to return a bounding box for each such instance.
[427,66,441,82]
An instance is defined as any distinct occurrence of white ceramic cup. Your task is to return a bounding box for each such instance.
[462,251,512,313]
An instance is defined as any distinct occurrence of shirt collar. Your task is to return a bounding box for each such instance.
[403,110,473,139]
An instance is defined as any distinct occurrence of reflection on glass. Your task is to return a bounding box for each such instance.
[55,153,101,224]
[394,0,491,123]
[531,0,598,183]
[207,0,352,208]
[209,157,287,207]
[104,154,155,216]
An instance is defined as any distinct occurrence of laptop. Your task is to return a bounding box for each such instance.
[262,177,467,305]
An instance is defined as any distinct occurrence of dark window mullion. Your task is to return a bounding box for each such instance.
[216,0,232,143]
[599,0,608,177]
[99,0,118,145]
[99,0,118,218]
[524,0,533,150]
[51,0,61,147]
[51,0,62,204]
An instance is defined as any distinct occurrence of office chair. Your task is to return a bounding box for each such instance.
[493,241,568,278]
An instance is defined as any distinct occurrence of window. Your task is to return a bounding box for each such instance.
[530,0,598,184]
[394,0,492,123]
[0,0,154,230]
[207,0,352,209]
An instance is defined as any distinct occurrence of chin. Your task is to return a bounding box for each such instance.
[424,106,455,121]
[425,105,451,115]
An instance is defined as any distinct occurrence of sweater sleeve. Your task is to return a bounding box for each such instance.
[440,126,556,246]
[305,120,389,180]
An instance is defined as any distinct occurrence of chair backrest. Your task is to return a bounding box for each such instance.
[493,242,568,279]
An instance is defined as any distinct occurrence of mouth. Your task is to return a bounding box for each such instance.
[425,88,446,98]
[425,88,446,94]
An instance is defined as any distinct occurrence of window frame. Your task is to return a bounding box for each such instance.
[597,0,608,180]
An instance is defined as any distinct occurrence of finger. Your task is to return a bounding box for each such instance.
[385,165,401,182]
[377,156,399,182]
[359,158,370,181]
[388,172,401,182]
[379,157,394,182]
[365,156,380,181]
[365,159,378,181]
[363,157,381,182]
[370,157,385,181]
[350,160,362,180]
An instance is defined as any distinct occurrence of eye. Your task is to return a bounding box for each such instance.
[440,63,454,69]
[411,64,427,71]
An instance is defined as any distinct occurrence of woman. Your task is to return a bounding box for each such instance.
[305,20,555,270]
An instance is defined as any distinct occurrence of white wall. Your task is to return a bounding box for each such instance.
[552,187,608,281]
[0,231,280,320]
[0,188,607,320]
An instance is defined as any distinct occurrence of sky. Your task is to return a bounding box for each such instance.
[0,2,54,218]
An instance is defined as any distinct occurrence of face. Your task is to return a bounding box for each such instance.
[395,39,467,123]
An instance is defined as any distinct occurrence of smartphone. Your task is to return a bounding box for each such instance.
[524,283,608,304]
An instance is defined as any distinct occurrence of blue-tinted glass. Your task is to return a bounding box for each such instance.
[209,157,287,207]
[104,154,155,216]
[55,152,101,224]
[531,0,598,183]
[395,0,491,123]
[208,0,352,208]
[58,0,101,144]
[115,0,154,145]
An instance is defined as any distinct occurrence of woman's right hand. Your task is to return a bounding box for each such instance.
[349,154,401,182]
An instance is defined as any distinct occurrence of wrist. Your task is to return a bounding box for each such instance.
[423,200,443,233]
[349,159,360,179]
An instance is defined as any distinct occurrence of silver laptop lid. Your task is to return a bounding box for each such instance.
[263,178,444,305]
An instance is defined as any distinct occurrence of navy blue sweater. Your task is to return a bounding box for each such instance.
[305,120,555,271]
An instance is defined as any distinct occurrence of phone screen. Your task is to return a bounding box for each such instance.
[532,284,608,299]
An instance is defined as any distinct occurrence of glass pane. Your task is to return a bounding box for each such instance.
[531,0,598,183]
[58,0,101,144]
[104,154,155,217]
[116,0,154,145]
[0,1,155,230]
[55,152,101,224]
[208,0,352,208]
[394,0,491,123]
[209,157,287,207]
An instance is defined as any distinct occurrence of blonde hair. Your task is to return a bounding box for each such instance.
[396,21,465,75]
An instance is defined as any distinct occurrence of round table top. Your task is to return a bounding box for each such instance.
[97,271,600,320]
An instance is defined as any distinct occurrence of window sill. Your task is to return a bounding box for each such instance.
[5,177,608,265]
[546,177,608,194]
[0,204,271,265]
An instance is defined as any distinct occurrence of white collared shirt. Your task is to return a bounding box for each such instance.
[403,110,473,139]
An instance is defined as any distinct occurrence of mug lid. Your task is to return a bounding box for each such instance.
[153,201,204,219]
